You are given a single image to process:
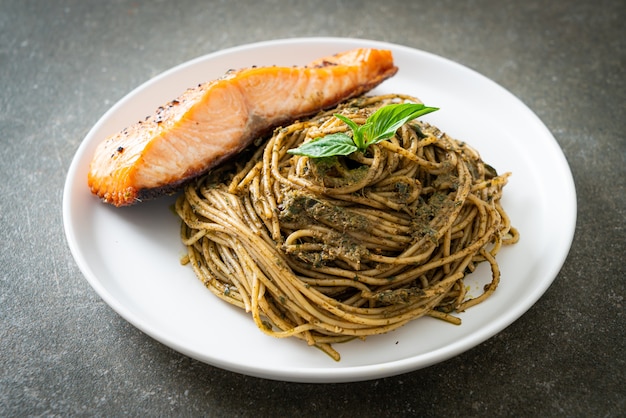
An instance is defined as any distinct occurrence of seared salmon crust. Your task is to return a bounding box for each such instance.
[87,48,398,206]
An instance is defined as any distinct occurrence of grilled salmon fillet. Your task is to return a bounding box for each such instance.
[88,48,398,206]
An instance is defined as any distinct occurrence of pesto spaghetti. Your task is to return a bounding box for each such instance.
[175,94,519,360]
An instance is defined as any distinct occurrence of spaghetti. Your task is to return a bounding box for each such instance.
[175,94,519,360]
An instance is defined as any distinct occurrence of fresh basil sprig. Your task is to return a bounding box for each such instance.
[287,103,439,158]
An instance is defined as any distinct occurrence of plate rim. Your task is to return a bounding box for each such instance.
[63,36,577,383]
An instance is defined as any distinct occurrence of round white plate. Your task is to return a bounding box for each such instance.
[63,37,576,383]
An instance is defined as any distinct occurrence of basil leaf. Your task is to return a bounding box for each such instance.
[286,102,439,159]
[334,113,366,150]
[364,103,439,146]
[334,113,360,132]
[287,133,358,158]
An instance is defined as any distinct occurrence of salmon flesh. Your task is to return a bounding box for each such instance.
[87,48,398,206]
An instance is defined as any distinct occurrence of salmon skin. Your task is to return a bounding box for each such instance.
[87,48,398,206]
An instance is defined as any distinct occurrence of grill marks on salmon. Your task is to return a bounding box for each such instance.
[87,48,398,206]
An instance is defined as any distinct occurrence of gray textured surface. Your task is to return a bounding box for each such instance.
[1,0,624,416]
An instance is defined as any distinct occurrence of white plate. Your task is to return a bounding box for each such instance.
[63,37,576,383]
